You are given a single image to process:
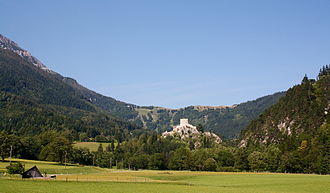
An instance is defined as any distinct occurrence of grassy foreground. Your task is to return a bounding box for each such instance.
[0,159,329,193]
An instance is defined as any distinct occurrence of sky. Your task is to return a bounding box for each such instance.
[1,0,330,108]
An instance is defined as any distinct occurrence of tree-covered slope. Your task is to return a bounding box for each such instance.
[0,91,137,140]
[0,48,139,140]
[0,47,284,139]
[238,66,330,174]
[0,34,284,139]
[0,49,96,112]
[240,67,329,145]
[133,92,285,139]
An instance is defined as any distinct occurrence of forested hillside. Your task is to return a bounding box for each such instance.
[0,49,97,112]
[0,34,284,139]
[0,49,139,141]
[134,92,285,138]
[240,65,330,173]
[0,91,138,140]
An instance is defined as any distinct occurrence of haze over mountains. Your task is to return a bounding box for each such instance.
[0,34,284,138]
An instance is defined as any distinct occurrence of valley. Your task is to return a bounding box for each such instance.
[0,159,329,193]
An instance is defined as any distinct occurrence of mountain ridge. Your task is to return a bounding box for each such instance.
[0,34,52,73]
[0,34,285,138]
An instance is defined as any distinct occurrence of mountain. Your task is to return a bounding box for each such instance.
[237,66,330,174]
[133,92,285,139]
[0,36,139,139]
[0,34,138,117]
[0,34,51,72]
[240,66,330,146]
[0,91,135,139]
[0,34,284,139]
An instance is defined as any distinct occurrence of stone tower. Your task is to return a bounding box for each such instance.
[180,119,189,126]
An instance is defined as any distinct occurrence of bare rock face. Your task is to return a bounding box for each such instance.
[0,34,53,73]
[162,119,222,144]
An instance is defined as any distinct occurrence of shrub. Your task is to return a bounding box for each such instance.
[6,162,24,174]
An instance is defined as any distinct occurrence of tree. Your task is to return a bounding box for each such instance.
[318,65,330,78]
[203,158,217,171]
[94,152,114,168]
[39,135,72,164]
[197,124,204,133]
[265,145,281,172]
[191,149,209,171]
[248,151,267,172]
[168,147,192,170]
[110,141,115,152]
[201,135,213,148]
[148,153,165,170]
[71,147,93,165]
[128,154,149,170]
[302,74,309,84]
[234,148,249,171]
[0,132,22,161]
[215,147,235,167]
[79,133,89,142]
[97,144,103,152]
[6,162,24,174]
[278,152,303,173]
[105,144,111,152]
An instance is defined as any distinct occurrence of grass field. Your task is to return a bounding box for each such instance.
[73,142,112,152]
[0,159,103,174]
[0,159,329,193]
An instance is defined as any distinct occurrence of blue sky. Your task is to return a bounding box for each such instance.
[1,0,330,108]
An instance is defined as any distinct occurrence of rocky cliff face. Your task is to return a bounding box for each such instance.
[163,119,222,146]
[239,70,330,147]
[0,34,52,73]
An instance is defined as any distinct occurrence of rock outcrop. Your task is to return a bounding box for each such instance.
[0,34,52,73]
[162,119,222,144]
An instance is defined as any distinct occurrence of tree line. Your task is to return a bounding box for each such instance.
[1,128,328,174]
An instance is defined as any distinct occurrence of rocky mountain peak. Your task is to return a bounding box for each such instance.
[0,34,53,73]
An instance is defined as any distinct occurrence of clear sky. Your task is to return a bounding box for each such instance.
[1,0,329,108]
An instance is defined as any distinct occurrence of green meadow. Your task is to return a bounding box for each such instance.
[0,159,329,193]
[73,142,113,152]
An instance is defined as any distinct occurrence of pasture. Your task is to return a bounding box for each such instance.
[0,159,329,193]
[73,142,112,152]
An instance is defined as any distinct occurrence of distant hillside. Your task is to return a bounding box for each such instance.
[133,92,285,139]
[0,34,284,139]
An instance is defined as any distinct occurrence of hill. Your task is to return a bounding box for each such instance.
[0,91,136,140]
[239,65,330,173]
[240,67,329,145]
[134,92,285,138]
[0,48,139,139]
[0,34,284,139]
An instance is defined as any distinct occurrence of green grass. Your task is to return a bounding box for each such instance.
[73,142,113,152]
[0,159,329,193]
[0,159,106,174]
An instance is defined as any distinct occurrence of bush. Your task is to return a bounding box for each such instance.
[203,158,217,171]
[6,162,24,174]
